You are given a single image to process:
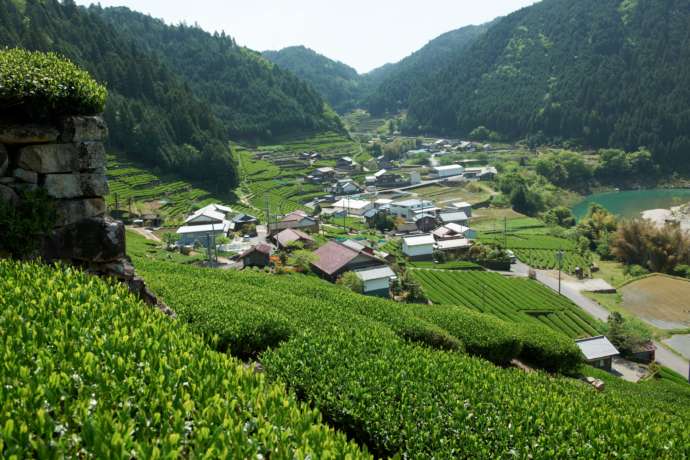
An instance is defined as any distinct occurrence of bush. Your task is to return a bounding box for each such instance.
[337,271,364,294]
[514,323,583,373]
[0,48,107,118]
[414,304,522,365]
[264,328,690,459]
[624,264,649,277]
[0,260,364,458]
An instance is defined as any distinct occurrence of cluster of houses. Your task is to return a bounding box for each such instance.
[176,204,259,247]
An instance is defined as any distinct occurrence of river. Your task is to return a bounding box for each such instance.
[572,188,690,219]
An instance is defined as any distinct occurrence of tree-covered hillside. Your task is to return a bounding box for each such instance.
[406,0,690,171]
[0,1,344,188]
[362,23,489,115]
[94,7,343,141]
[263,46,362,113]
[0,0,238,186]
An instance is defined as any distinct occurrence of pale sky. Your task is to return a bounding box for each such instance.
[76,0,540,73]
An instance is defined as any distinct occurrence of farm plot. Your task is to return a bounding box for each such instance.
[513,249,592,276]
[621,275,690,329]
[106,154,254,220]
[412,270,601,338]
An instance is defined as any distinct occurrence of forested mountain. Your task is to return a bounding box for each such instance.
[362,24,489,115]
[263,46,361,113]
[405,0,690,171]
[0,0,238,186]
[94,7,342,140]
[0,1,341,188]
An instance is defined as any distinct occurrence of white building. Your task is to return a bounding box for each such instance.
[354,266,397,297]
[332,198,374,216]
[177,204,232,246]
[448,201,472,217]
[435,238,472,252]
[402,234,436,259]
[432,165,464,178]
[390,199,436,220]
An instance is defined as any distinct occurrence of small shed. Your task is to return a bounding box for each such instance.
[402,234,436,259]
[240,244,272,268]
[575,336,620,371]
[354,266,397,297]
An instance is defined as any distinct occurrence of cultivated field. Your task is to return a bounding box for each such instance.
[106,154,254,222]
[621,275,690,329]
[412,270,602,338]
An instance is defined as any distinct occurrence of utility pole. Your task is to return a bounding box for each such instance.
[557,249,564,295]
[503,216,507,249]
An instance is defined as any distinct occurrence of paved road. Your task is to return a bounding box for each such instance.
[512,262,690,378]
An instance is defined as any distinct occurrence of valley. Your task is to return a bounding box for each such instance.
[2,0,690,457]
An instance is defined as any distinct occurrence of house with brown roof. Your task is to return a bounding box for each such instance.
[239,244,272,268]
[310,241,385,281]
[274,228,315,250]
[268,210,319,235]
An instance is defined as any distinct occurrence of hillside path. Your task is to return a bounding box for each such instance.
[511,262,690,378]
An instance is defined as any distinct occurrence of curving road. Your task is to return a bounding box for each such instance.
[511,262,690,378]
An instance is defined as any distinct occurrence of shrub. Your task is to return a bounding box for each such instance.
[0,260,365,458]
[264,328,690,459]
[337,271,363,294]
[514,323,583,373]
[0,48,107,118]
[413,304,523,365]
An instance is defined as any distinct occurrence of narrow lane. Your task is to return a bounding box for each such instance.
[511,262,690,378]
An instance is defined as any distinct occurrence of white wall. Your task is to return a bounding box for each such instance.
[363,277,391,293]
[403,243,434,257]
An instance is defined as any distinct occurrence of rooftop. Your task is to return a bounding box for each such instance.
[439,212,469,223]
[333,198,372,210]
[575,336,620,361]
[435,238,471,250]
[354,266,396,282]
[275,228,314,247]
[176,223,229,234]
[311,241,361,276]
[239,243,272,258]
[433,165,463,171]
[403,234,436,246]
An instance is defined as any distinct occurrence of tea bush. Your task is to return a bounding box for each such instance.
[0,260,366,458]
[0,48,107,118]
[264,329,690,459]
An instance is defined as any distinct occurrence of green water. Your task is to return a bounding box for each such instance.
[572,189,690,219]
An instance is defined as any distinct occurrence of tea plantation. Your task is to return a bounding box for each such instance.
[131,251,690,458]
[0,260,364,458]
[412,270,602,338]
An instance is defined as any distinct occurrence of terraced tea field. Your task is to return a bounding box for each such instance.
[412,270,602,338]
[106,154,255,221]
[513,249,592,276]
[237,132,361,214]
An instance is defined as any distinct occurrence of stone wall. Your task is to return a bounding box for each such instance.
[0,115,173,316]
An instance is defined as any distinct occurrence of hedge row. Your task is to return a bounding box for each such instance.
[0,260,365,458]
[263,329,690,459]
[0,48,106,117]
[413,304,582,373]
[135,258,592,372]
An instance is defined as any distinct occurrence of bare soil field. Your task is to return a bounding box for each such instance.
[621,275,690,329]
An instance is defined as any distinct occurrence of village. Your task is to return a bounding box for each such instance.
[168,138,500,298]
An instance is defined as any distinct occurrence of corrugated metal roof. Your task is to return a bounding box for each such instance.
[435,238,471,250]
[439,212,468,223]
[445,223,470,234]
[575,336,620,361]
[403,234,435,246]
[176,223,229,234]
[355,266,396,282]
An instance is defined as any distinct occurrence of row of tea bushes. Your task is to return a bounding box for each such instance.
[0,260,366,458]
[264,328,690,459]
